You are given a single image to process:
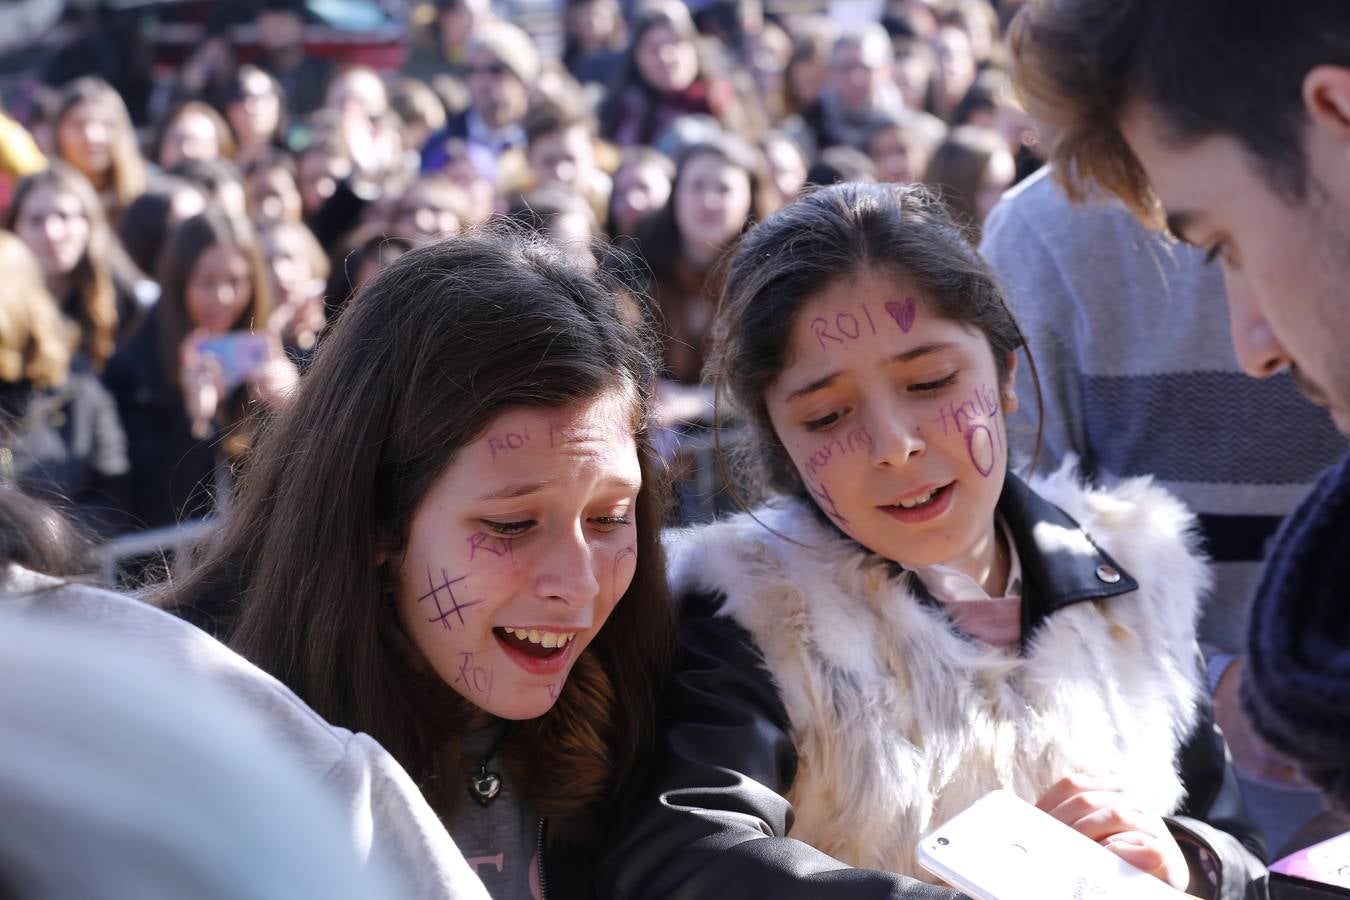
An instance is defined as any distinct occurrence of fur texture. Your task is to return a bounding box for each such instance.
[666,465,1210,882]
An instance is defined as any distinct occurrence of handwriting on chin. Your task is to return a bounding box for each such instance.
[456,651,493,697]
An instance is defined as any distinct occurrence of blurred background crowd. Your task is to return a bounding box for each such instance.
[0,0,1038,576]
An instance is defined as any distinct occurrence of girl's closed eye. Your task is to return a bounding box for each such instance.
[910,372,958,394]
[482,518,535,536]
[803,409,847,432]
[591,512,633,532]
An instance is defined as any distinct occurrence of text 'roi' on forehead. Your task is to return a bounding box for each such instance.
[784,341,960,402]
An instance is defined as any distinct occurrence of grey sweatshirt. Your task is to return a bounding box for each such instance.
[2,565,491,900]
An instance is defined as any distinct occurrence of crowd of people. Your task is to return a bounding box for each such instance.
[0,0,1036,542]
[1,0,1348,898]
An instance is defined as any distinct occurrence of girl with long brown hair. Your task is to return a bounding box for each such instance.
[51,77,147,225]
[167,230,676,898]
[6,162,146,373]
[102,210,287,531]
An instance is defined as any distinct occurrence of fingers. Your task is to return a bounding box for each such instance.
[1043,792,1161,842]
[1100,834,1167,875]
[1035,773,1123,814]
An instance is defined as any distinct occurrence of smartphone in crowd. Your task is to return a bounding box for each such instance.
[193,332,271,392]
[916,790,1191,900]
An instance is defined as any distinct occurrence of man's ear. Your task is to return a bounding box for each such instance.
[1303,65,1350,138]
[1002,351,1020,415]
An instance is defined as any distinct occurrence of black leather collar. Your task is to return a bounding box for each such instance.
[997,473,1140,642]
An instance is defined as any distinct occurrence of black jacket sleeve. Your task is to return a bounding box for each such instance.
[599,592,965,900]
[1166,651,1269,900]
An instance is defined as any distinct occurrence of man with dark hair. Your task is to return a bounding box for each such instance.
[1008,0,1350,810]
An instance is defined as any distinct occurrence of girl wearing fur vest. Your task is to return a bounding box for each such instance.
[600,183,1266,900]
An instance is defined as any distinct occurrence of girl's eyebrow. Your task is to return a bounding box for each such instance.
[785,342,959,403]
[785,371,840,403]
[889,342,958,364]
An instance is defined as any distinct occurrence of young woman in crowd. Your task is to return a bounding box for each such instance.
[604,147,673,241]
[155,101,237,171]
[0,232,129,535]
[922,124,1016,240]
[117,176,208,278]
[599,4,738,148]
[634,134,771,386]
[51,78,147,225]
[258,220,328,363]
[167,230,676,898]
[243,150,305,227]
[5,163,146,372]
[867,112,940,186]
[102,210,291,531]
[601,183,1266,898]
[223,64,288,169]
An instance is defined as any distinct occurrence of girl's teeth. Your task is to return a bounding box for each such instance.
[502,627,576,648]
[898,489,937,509]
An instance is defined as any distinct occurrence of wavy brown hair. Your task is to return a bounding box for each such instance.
[1008,0,1350,224]
[4,163,140,373]
[52,77,147,218]
[153,210,272,396]
[162,230,676,837]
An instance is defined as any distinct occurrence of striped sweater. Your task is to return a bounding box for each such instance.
[980,167,1347,662]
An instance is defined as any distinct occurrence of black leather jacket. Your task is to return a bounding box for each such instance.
[600,478,1269,900]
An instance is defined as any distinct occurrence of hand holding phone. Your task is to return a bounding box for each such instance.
[916,790,1192,900]
[192,332,273,392]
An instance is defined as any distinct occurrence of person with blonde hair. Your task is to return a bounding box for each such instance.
[51,77,147,224]
[0,231,129,534]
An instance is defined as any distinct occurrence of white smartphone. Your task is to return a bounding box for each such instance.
[915,790,1190,900]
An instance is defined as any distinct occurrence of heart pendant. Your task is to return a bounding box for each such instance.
[468,770,502,806]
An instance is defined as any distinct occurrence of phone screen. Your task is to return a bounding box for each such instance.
[194,332,271,392]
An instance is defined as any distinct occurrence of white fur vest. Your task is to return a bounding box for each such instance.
[666,466,1210,882]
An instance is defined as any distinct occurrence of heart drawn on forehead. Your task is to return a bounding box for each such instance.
[885,298,917,333]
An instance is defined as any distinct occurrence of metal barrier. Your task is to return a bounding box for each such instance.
[99,518,217,590]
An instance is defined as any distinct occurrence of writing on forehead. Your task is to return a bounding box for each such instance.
[809,298,918,351]
[487,427,530,460]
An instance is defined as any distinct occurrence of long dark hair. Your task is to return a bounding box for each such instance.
[707,181,1043,505]
[153,210,272,394]
[163,230,676,836]
[634,134,773,285]
[598,4,705,140]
